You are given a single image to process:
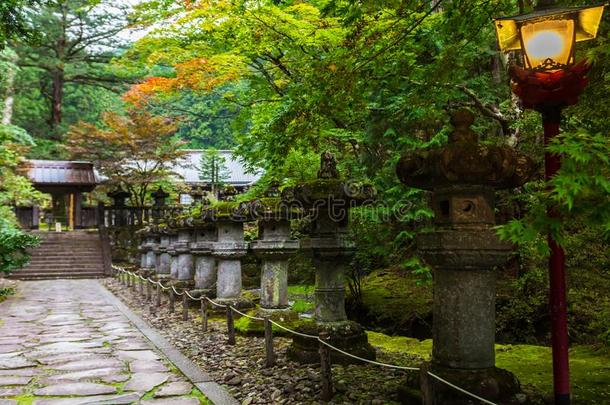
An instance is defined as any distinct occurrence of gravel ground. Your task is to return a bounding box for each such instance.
[104,278,420,405]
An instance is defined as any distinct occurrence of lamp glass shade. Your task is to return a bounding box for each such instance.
[494,4,606,64]
[520,19,575,70]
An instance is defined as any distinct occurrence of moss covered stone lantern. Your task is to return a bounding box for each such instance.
[396,109,534,403]
[286,151,377,364]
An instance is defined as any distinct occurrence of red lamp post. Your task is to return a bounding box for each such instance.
[494,2,606,405]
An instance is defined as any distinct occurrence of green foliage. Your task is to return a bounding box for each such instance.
[0,286,15,302]
[0,220,39,274]
[0,0,35,46]
[497,131,610,249]
[198,148,231,196]
[0,124,41,274]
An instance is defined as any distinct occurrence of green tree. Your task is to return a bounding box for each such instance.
[13,0,140,138]
[199,149,230,198]
[0,124,41,274]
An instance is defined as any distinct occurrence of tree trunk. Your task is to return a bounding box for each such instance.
[2,52,18,125]
[2,67,16,125]
[50,68,64,135]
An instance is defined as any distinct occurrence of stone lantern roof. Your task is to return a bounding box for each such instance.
[396,109,534,191]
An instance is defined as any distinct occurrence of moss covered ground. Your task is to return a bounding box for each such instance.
[357,268,433,337]
[367,331,610,404]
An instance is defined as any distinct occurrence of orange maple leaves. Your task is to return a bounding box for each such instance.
[124,57,242,106]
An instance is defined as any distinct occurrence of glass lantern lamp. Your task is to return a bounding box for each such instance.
[494,4,605,71]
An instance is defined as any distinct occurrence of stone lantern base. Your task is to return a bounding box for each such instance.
[422,364,522,404]
[287,320,376,365]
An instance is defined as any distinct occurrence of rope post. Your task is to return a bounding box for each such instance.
[169,289,175,313]
[420,362,433,405]
[319,331,334,402]
[126,273,130,288]
[264,317,275,368]
[156,283,161,308]
[226,306,236,345]
[122,272,126,286]
[132,275,137,292]
[201,300,208,332]
[146,281,151,302]
[182,293,189,321]
[139,278,144,297]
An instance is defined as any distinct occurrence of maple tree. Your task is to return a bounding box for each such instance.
[66,110,186,207]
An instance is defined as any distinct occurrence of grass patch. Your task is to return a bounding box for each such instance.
[291,299,314,313]
[191,387,213,404]
[234,312,314,336]
[0,287,15,303]
[288,284,315,296]
[367,331,610,403]
[11,394,35,405]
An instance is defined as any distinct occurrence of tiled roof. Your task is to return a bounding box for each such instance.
[23,160,99,186]
[172,150,261,186]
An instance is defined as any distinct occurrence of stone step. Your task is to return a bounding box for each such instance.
[18,230,107,279]
[22,266,105,271]
[22,263,104,269]
[27,255,103,260]
[9,272,106,280]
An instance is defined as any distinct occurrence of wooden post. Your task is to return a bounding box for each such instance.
[139,278,144,296]
[319,332,333,402]
[226,306,236,345]
[182,293,189,321]
[146,280,151,302]
[201,300,208,332]
[420,362,433,405]
[264,317,275,368]
[132,275,137,292]
[156,284,161,307]
[169,289,175,313]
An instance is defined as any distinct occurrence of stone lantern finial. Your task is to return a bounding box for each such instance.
[448,108,478,143]
[317,151,340,179]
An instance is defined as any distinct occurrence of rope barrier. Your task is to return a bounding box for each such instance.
[268,320,318,339]
[427,372,498,405]
[171,286,185,296]
[204,295,227,308]
[185,290,203,301]
[112,263,498,403]
[317,338,419,371]
[230,306,265,322]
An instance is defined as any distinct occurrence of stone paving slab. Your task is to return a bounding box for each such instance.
[0,279,214,404]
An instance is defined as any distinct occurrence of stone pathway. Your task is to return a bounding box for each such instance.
[0,280,207,405]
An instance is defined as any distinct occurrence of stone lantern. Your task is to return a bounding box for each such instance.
[203,203,252,306]
[396,109,533,403]
[108,187,131,207]
[169,218,195,290]
[151,187,169,223]
[189,218,217,298]
[137,227,158,276]
[107,187,131,226]
[249,182,300,313]
[154,225,172,281]
[286,151,376,364]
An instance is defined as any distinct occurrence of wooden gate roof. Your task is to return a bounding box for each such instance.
[22,160,99,188]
